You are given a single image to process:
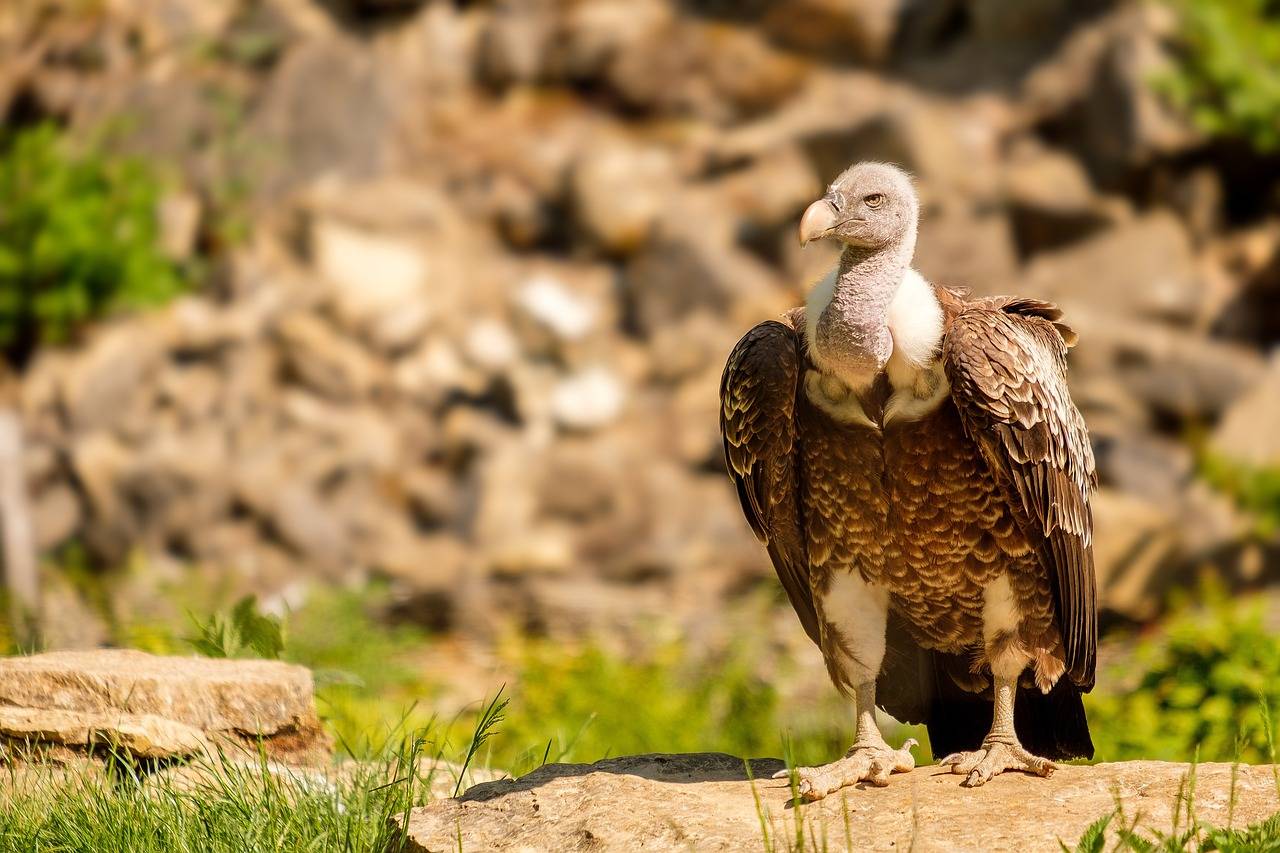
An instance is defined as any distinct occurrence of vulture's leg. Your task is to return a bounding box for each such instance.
[938,673,1056,787]
[773,575,916,801]
[772,680,917,800]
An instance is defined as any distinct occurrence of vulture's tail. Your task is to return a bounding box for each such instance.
[923,676,1094,762]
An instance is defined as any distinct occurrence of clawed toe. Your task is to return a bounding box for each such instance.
[941,740,1055,787]
[773,740,917,801]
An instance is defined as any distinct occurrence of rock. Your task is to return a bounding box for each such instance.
[802,97,1002,199]
[252,38,394,197]
[549,367,625,431]
[1091,488,1178,622]
[516,271,602,345]
[0,650,327,763]
[157,191,203,261]
[311,218,432,352]
[1075,314,1266,422]
[1210,353,1280,469]
[397,754,1280,853]
[759,0,903,64]
[570,137,677,255]
[1022,212,1203,324]
[1070,4,1199,183]
[476,0,557,86]
[69,432,138,564]
[29,483,81,552]
[623,229,782,336]
[107,0,242,50]
[0,706,210,759]
[275,313,386,401]
[59,325,164,433]
[913,203,1020,292]
[1001,140,1121,255]
[463,319,521,374]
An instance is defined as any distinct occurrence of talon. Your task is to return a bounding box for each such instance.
[771,769,791,780]
[780,740,915,800]
[947,739,1057,786]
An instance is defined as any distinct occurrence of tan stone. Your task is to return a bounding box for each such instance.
[399,754,1280,853]
[0,706,210,759]
[0,651,318,743]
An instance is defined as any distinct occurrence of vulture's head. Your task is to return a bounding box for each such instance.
[798,162,918,250]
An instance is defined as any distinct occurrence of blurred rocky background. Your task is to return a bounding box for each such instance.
[0,0,1279,722]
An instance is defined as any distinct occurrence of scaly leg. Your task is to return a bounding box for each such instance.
[773,681,917,801]
[939,673,1055,787]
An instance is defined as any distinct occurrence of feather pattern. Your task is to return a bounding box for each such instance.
[942,297,1098,689]
[719,320,819,644]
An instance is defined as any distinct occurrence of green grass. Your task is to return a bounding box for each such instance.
[0,728,448,852]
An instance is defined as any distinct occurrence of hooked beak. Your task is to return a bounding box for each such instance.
[799,198,868,246]
[799,199,839,246]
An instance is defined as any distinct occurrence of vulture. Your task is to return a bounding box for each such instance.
[720,162,1096,799]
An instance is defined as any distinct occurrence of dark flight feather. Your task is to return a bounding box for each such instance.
[719,321,819,644]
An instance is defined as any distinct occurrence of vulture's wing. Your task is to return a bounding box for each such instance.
[720,320,818,644]
[942,298,1097,690]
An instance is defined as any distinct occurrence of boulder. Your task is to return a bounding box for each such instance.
[58,325,164,434]
[1211,353,1280,469]
[1074,314,1266,422]
[311,219,432,352]
[275,313,386,401]
[0,650,328,764]
[1022,212,1203,324]
[251,38,395,197]
[570,137,677,255]
[759,0,903,64]
[398,754,1280,853]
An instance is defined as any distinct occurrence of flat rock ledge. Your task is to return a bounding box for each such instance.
[0,650,328,764]
[398,753,1280,852]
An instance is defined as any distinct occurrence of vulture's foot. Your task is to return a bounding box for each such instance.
[939,738,1055,787]
[772,738,917,801]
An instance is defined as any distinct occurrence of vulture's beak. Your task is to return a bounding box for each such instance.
[799,199,838,246]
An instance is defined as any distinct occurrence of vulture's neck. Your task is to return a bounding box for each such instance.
[807,239,914,389]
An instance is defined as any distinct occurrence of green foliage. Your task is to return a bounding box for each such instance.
[1200,454,1280,537]
[1061,812,1114,853]
[185,595,285,660]
[1202,813,1280,851]
[488,638,891,775]
[1159,0,1280,151]
[0,733,441,853]
[1086,583,1280,763]
[0,123,184,358]
[167,584,902,772]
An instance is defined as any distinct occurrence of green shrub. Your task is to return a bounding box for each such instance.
[0,123,184,360]
[1160,0,1280,151]
[1199,453,1280,537]
[1087,582,1280,763]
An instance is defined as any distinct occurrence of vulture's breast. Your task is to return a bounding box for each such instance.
[800,378,1053,654]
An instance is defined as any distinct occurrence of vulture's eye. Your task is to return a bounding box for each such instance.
[864,193,886,209]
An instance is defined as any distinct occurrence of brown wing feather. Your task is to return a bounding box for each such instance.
[720,320,818,644]
[943,300,1098,690]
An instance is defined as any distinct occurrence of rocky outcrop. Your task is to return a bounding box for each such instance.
[0,650,328,764]
[398,753,1280,853]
